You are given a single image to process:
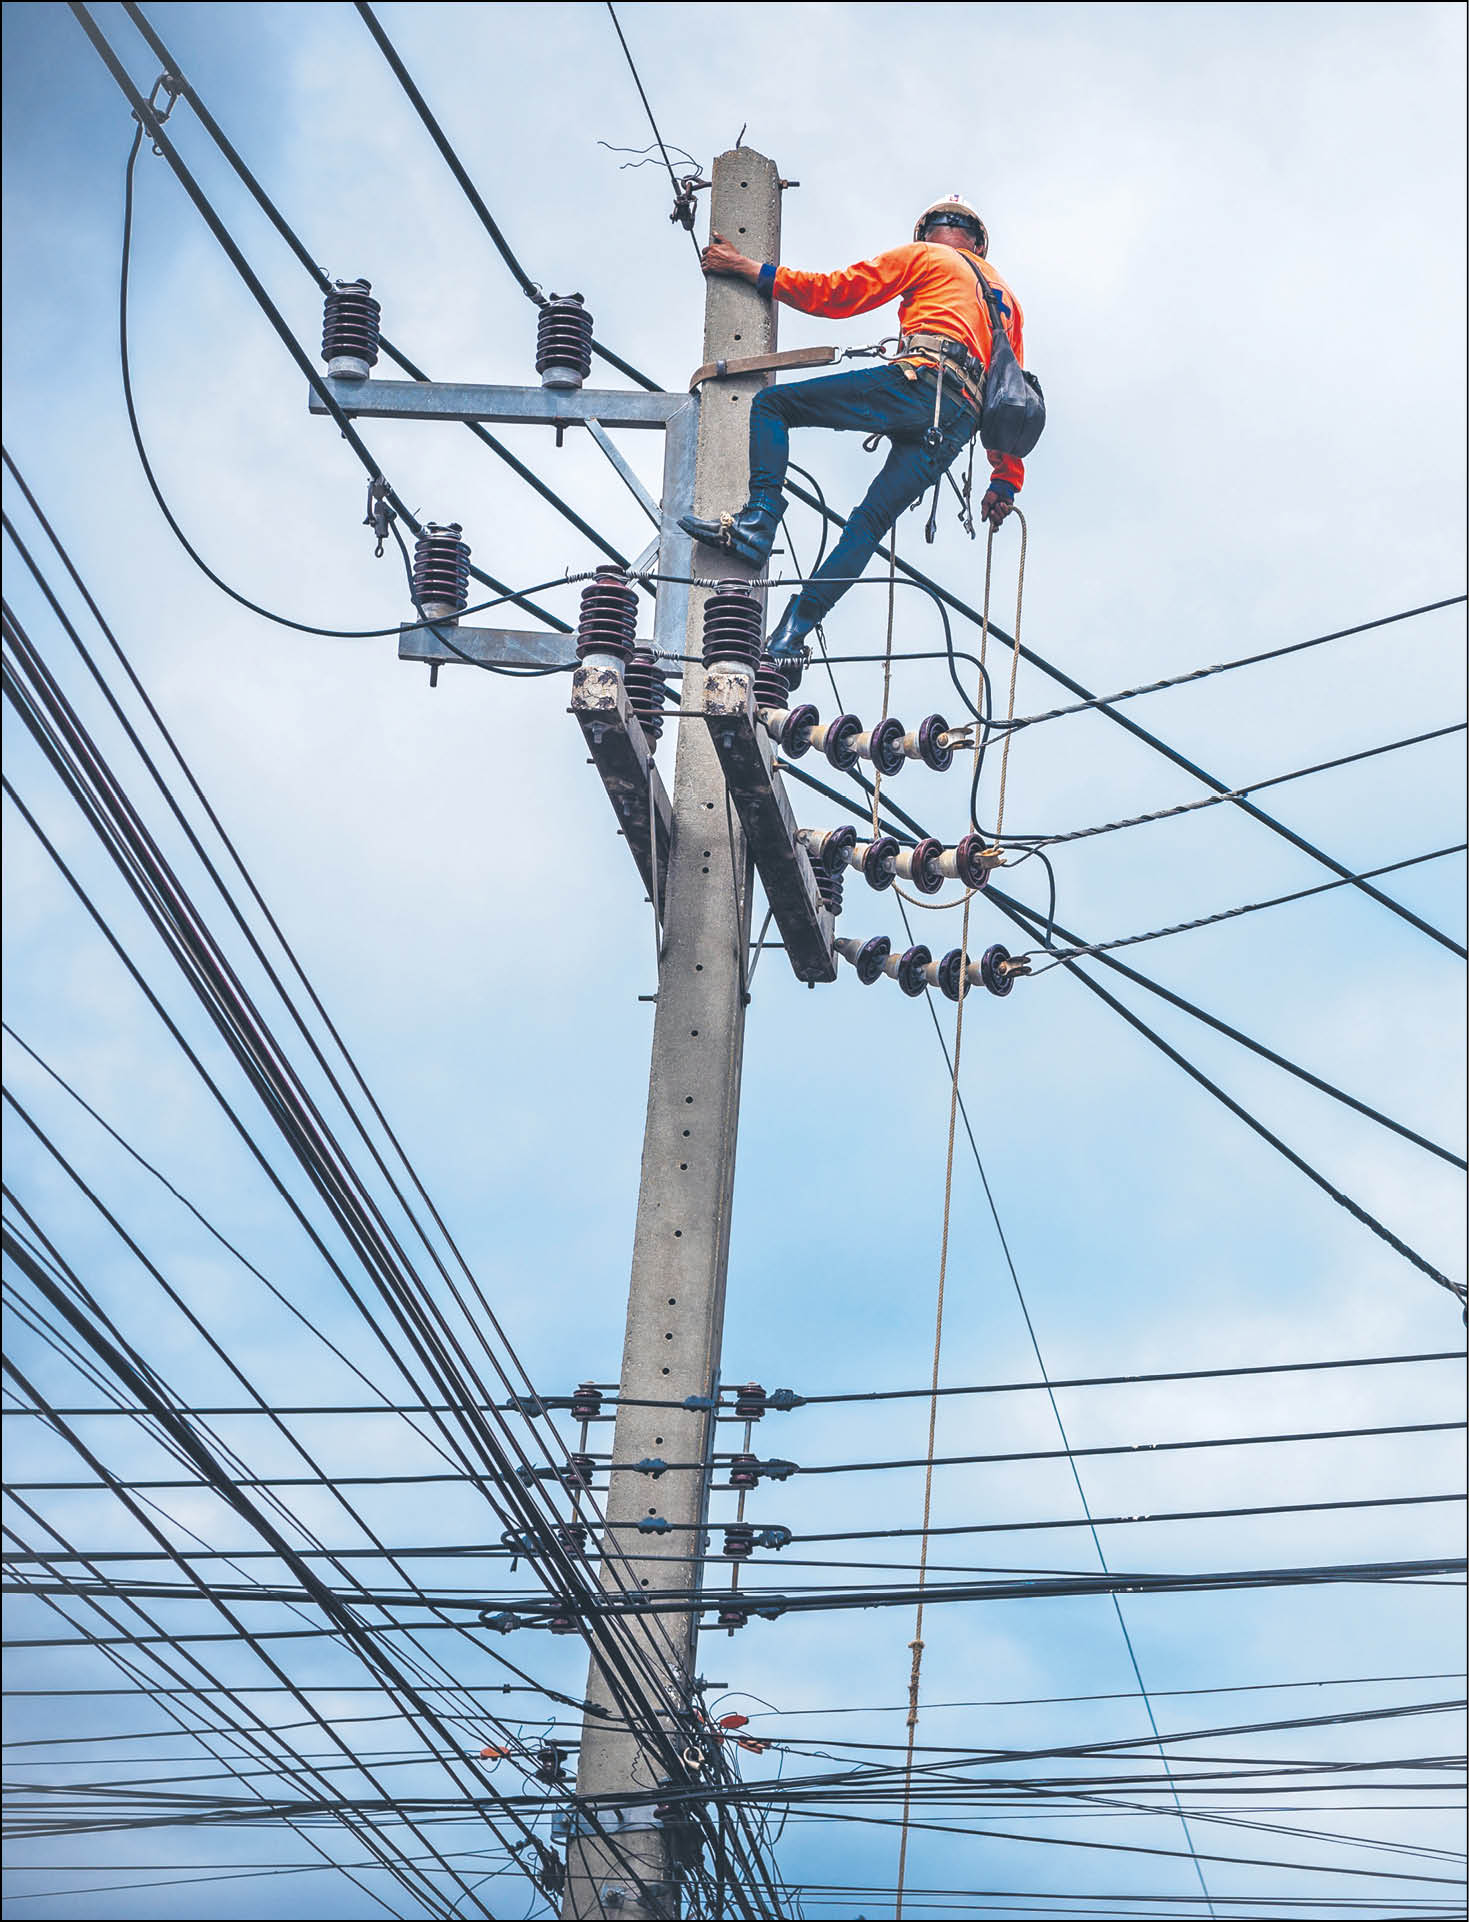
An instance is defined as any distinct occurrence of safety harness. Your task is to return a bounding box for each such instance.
[897,330,986,407]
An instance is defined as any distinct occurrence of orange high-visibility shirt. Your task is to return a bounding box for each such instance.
[772,242,1027,494]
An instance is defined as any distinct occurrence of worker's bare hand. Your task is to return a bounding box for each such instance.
[979,489,1014,531]
[701,231,760,281]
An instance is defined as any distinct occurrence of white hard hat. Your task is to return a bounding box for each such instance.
[913,194,989,256]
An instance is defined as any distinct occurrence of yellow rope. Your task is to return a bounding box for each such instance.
[992,508,1028,839]
[871,534,899,838]
[893,508,1027,1919]
[873,533,944,911]
[893,877,972,1918]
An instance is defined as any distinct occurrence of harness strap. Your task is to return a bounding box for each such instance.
[899,338,985,411]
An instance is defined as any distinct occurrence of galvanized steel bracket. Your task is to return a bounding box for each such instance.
[571,660,672,908]
[702,663,836,983]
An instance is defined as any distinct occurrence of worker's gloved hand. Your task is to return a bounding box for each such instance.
[979,489,1014,531]
[701,231,760,282]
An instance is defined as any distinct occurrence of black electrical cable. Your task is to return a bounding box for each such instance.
[34,11,1469,1906]
[0,809,696,1876]
[0,511,738,1829]
[784,600,1413,1914]
[124,0,1466,988]
[0,1102,601,1739]
[999,722,1467,851]
[72,1,571,633]
[117,1,648,591]
[991,598,1469,736]
[1026,844,1466,973]
[772,745,1461,1168]
[0,526,753,1913]
[497,1418,1465,1482]
[0,1264,593,1913]
[604,2,703,264]
[596,1491,1467,1547]
[350,0,659,394]
[1,467,622,1531]
[990,878,1466,1302]
[0,499,585,1556]
[0,506,702,1779]
[854,543,1467,957]
[0,561,619,1668]
[290,0,1469,959]
[0,695,676,1798]
[1,514,677,1769]
[114,126,402,641]
[17,1404,1460,1490]
[1,1197,566,1772]
[775,750,1469,1186]
[0,1365,477,1914]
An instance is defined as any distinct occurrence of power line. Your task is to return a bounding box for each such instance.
[774,748,1465,1162]
[70,0,570,634]
[350,0,660,394]
[337,0,1465,957]
[1024,844,1466,970]
[604,2,705,263]
[1005,722,1465,850]
[125,0,1466,974]
[993,597,1468,735]
[0,487,746,1914]
[777,754,1469,1270]
[25,11,1469,1906]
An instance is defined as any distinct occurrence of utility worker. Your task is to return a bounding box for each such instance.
[680,195,1026,661]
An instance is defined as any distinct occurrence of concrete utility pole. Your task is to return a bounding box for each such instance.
[563,148,782,1921]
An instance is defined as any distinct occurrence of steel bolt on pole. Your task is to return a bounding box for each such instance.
[563,147,783,1920]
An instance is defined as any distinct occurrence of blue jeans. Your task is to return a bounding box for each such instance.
[748,362,978,625]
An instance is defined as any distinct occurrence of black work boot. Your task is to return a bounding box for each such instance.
[766,595,816,666]
[678,491,783,569]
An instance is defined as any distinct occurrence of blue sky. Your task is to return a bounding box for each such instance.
[2,2,1465,1916]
